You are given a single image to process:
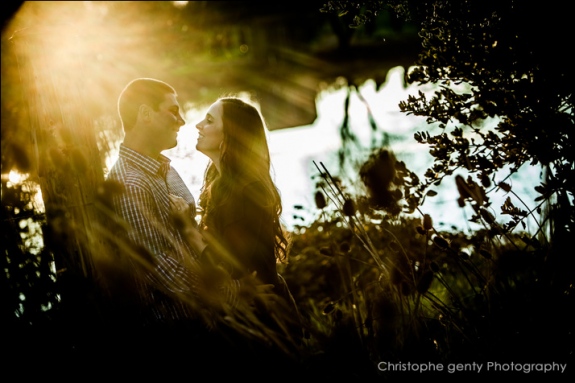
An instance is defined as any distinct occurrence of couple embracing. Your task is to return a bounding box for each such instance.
[101,78,303,374]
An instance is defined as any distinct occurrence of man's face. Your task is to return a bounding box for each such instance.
[149,92,186,151]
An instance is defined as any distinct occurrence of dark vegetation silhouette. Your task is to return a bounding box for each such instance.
[2,0,574,380]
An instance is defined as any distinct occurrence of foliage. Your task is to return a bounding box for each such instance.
[279,0,575,378]
[283,154,574,378]
[401,1,574,245]
[321,1,390,29]
[2,0,575,378]
[324,0,575,245]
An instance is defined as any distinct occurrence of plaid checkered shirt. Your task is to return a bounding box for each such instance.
[107,145,238,323]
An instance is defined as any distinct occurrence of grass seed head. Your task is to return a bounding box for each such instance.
[422,214,433,231]
[342,198,356,216]
[314,190,327,209]
[432,235,450,249]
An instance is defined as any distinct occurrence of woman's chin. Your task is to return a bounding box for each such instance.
[195,145,208,156]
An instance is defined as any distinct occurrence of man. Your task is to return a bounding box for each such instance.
[106,78,238,328]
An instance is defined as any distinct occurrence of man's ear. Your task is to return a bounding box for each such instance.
[138,104,152,123]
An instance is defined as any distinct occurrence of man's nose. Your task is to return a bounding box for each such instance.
[177,114,186,126]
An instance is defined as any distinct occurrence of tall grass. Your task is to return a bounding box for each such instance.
[281,150,574,378]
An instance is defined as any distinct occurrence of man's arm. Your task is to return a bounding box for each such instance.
[114,183,240,308]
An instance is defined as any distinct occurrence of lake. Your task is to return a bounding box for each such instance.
[164,66,542,233]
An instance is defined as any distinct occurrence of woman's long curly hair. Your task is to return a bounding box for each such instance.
[198,97,289,263]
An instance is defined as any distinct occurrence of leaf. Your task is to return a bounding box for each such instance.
[479,208,496,224]
[498,181,511,193]
[534,185,546,194]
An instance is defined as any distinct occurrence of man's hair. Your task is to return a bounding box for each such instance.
[117,78,176,132]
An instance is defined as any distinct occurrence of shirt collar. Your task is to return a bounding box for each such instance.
[119,144,171,177]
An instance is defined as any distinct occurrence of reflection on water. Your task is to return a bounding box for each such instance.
[166,66,541,233]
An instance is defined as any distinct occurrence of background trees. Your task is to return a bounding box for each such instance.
[286,0,574,377]
[2,0,574,378]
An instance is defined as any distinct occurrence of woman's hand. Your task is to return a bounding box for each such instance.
[169,193,198,226]
[169,193,191,215]
[169,194,206,254]
[186,224,207,255]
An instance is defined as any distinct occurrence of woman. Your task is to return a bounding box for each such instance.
[171,96,300,331]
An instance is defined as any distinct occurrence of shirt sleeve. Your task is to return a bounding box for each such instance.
[113,182,199,296]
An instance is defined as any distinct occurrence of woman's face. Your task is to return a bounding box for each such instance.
[196,100,224,159]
